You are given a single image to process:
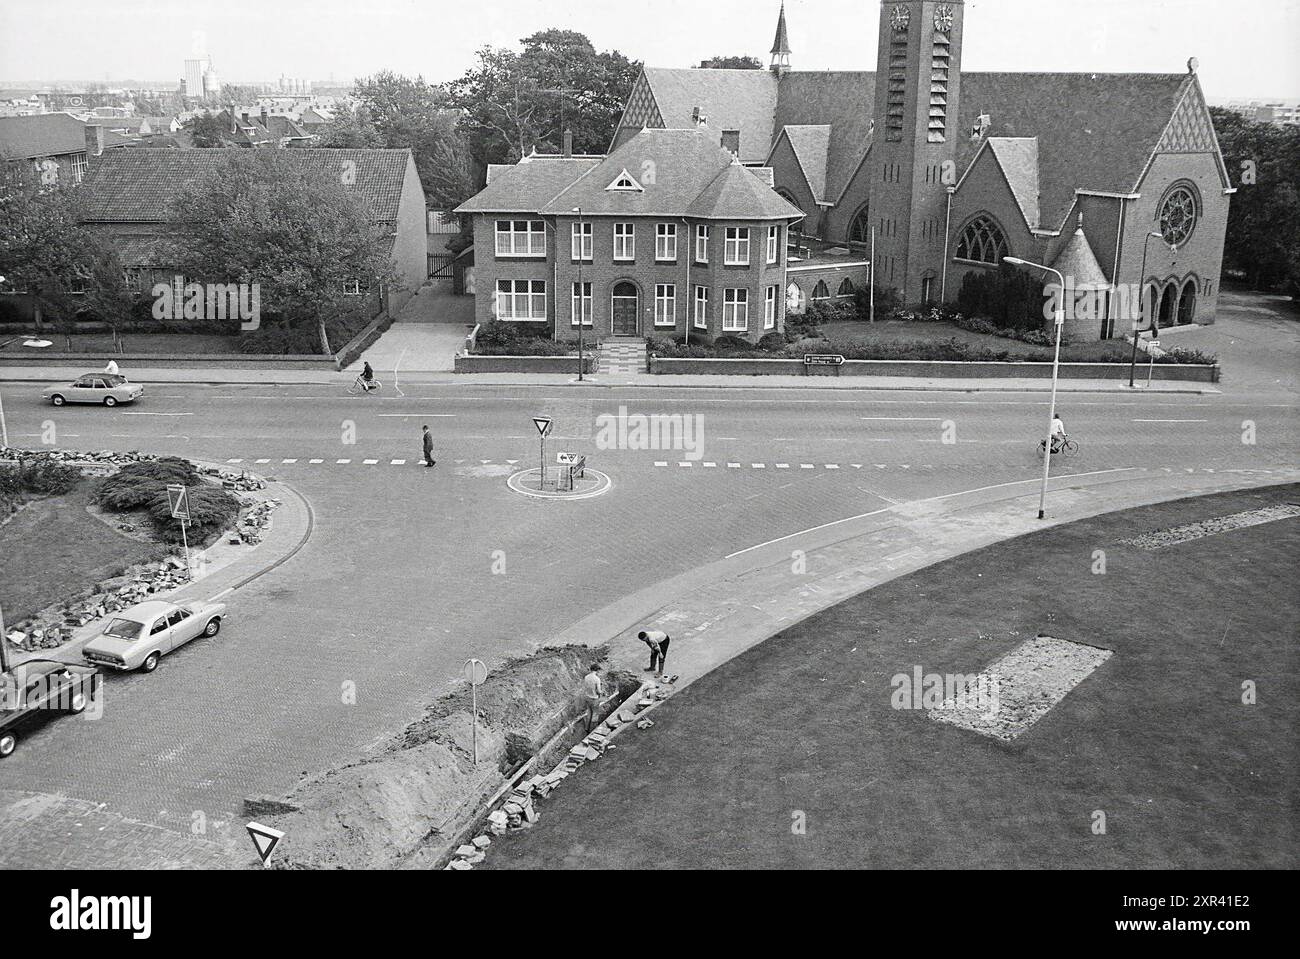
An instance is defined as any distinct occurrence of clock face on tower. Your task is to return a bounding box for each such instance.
[933,3,954,33]
[891,5,910,31]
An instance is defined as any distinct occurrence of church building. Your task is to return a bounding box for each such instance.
[612,1,1233,340]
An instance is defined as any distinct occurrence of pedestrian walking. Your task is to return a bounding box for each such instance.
[638,630,670,676]
[104,359,120,376]
[422,424,436,468]
[581,666,605,732]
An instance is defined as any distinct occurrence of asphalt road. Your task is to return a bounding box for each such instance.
[0,347,1296,857]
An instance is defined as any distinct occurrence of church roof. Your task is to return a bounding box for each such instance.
[640,67,777,164]
[985,138,1040,229]
[778,125,831,202]
[1050,217,1110,287]
[771,71,877,203]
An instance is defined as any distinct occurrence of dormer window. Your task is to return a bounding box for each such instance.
[607,169,644,192]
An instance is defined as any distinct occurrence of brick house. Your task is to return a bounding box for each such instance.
[611,1,1234,338]
[456,127,803,343]
[0,112,135,186]
[77,148,428,315]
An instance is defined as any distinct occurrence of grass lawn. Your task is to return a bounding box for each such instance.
[0,333,242,355]
[0,480,163,624]
[483,483,1299,869]
[819,319,1133,362]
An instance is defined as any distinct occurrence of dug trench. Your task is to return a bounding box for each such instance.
[241,645,641,869]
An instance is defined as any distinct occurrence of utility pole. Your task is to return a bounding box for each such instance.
[1,600,12,674]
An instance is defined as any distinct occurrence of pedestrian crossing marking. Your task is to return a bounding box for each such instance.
[776,464,790,469]
[309,459,323,464]
[679,462,693,468]
[752,464,766,469]
[255,458,270,464]
[826,464,840,470]
[363,459,379,465]
[337,459,351,464]
[391,459,406,465]
[800,464,814,469]
[728,463,741,469]
[282,459,297,464]
[703,462,717,468]
[226,459,242,464]
[655,461,668,467]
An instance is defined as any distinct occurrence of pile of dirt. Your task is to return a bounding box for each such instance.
[248,645,615,869]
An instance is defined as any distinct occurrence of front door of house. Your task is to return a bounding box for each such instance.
[612,282,639,335]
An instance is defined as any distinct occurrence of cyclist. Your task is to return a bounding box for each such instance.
[361,362,376,391]
[1049,412,1067,454]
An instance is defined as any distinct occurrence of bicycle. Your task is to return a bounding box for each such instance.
[347,373,382,395]
[1039,435,1079,457]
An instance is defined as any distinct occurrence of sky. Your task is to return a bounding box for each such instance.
[2,0,1297,100]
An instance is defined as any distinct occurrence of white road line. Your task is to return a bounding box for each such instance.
[826,464,840,469]
[363,459,379,465]
[391,459,407,465]
[119,411,191,416]
[752,464,766,469]
[655,461,668,467]
[1133,418,1208,423]
[255,459,270,464]
[800,464,814,469]
[860,416,943,421]
[226,459,242,464]
[728,463,741,469]
[309,459,323,464]
[679,462,693,468]
[281,459,297,464]
[375,414,457,418]
[727,467,1141,558]
[776,464,790,469]
[703,462,717,468]
[336,459,351,464]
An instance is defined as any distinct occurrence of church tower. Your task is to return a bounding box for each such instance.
[770,3,792,75]
[867,1,965,303]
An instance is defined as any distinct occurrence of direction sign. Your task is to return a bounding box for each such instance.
[246,821,285,865]
[1148,340,1161,348]
[533,417,553,438]
[557,452,580,465]
[804,354,845,367]
[166,484,190,521]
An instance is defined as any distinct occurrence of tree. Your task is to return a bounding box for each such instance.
[450,29,641,166]
[166,150,396,354]
[697,55,762,69]
[316,105,384,148]
[1210,107,1300,297]
[0,159,128,339]
[184,111,227,148]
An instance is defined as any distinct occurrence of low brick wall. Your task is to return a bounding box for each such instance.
[455,353,595,374]
[0,352,338,370]
[648,356,1220,383]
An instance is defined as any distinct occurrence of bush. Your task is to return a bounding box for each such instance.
[714,335,752,350]
[757,331,788,351]
[0,459,82,497]
[92,457,198,512]
[473,320,577,356]
[956,264,1044,331]
[146,484,240,544]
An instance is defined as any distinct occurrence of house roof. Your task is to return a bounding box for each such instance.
[778,125,831,202]
[1050,216,1110,286]
[985,137,1040,229]
[459,128,801,222]
[78,148,416,223]
[0,112,86,159]
[772,72,877,204]
[640,68,778,164]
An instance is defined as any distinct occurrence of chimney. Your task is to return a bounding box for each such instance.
[241,111,250,124]
[84,123,105,158]
[260,107,269,128]
[562,128,573,157]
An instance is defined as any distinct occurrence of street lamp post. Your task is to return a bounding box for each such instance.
[573,207,585,382]
[0,599,11,674]
[1130,231,1169,389]
[1004,256,1066,520]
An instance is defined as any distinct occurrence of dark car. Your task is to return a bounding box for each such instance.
[0,660,101,758]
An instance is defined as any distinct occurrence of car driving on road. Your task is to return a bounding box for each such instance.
[0,659,101,758]
[41,373,144,407]
[81,600,227,673]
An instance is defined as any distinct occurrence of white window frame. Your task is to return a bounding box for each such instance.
[71,153,88,183]
[495,220,546,258]
[571,222,593,261]
[613,222,635,262]
[722,288,749,331]
[571,281,593,327]
[766,225,779,264]
[496,279,547,321]
[654,284,676,327]
[725,227,751,266]
[764,285,777,329]
[693,286,709,329]
[342,279,362,295]
[606,168,644,192]
[695,224,710,264]
[655,223,677,262]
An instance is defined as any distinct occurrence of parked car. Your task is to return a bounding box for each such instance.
[41,373,144,407]
[0,659,101,758]
[81,600,226,673]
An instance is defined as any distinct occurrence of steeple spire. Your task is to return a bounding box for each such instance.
[770,3,791,75]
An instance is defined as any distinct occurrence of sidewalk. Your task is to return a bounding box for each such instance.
[0,365,1221,394]
[552,467,1300,691]
[352,281,474,374]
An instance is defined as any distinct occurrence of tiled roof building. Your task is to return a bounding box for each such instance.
[612,1,1233,337]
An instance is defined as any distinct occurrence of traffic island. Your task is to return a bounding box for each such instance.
[506,466,611,500]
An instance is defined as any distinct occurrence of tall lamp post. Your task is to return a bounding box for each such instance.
[573,207,585,382]
[1004,256,1066,520]
[0,599,11,674]
[1129,231,1170,389]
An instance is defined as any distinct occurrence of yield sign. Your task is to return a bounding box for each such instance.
[533,417,553,438]
[246,821,285,865]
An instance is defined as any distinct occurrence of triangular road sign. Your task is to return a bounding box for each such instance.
[246,821,285,865]
[533,417,553,437]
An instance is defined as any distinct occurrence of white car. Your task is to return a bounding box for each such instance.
[82,600,226,672]
[42,373,144,407]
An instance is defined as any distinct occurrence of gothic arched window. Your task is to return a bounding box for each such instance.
[955,214,1009,265]
[849,204,871,243]
[837,278,856,296]
[812,280,830,301]
[1159,183,1198,248]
